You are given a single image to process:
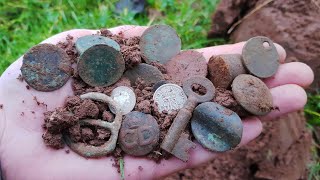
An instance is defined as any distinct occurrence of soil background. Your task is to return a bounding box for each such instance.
[166,0,320,179]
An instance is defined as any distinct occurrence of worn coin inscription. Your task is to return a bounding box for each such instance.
[109,86,136,115]
[153,84,187,113]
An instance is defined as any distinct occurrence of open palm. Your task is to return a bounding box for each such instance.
[0,25,314,180]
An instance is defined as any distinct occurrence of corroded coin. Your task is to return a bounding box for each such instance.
[123,63,164,85]
[153,83,187,113]
[75,35,120,54]
[191,102,243,152]
[21,43,71,92]
[165,50,207,85]
[140,25,181,64]
[242,36,279,78]
[78,44,125,87]
[108,86,136,115]
[119,111,160,156]
[208,54,247,88]
[232,74,273,115]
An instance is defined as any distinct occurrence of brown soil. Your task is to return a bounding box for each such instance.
[166,0,316,179]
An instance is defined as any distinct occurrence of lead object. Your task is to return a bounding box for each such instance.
[64,92,123,157]
[108,86,136,115]
[242,36,279,78]
[140,25,181,64]
[119,111,160,156]
[232,74,273,115]
[208,54,246,88]
[153,83,187,113]
[78,44,125,87]
[161,76,215,161]
[21,44,71,92]
[75,35,120,54]
[191,102,243,152]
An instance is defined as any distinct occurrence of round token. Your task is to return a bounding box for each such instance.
[119,111,160,156]
[232,74,273,115]
[123,63,164,85]
[153,83,187,113]
[191,102,243,152]
[152,80,168,92]
[242,36,279,78]
[75,35,120,54]
[78,44,125,87]
[21,43,71,92]
[108,86,136,115]
[165,50,207,85]
[140,25,181,64]
[208,54,246,88]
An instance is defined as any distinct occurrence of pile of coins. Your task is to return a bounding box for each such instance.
[21,25,278,162]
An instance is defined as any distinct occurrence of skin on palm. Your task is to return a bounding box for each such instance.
[0,26,314,180]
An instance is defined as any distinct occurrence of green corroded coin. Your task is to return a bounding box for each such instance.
[21,43,71,92]
[140,25,181,64]
[75,35,120,54]
[191,102,243,152]
[78,44,125,87]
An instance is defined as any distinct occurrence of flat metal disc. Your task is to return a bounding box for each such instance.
[242,36,279,78]
[78,44,125,87]
[140,25,181,64]
[75,35,120,54]
[232,74,273,115]
[109,86,136,115]
[123,63,164,85]
[191,102,243,152]
[165,50,207,85]
[21,43,71,92]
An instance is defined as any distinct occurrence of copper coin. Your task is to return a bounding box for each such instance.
[123,63,164,85]
[232,74,273,115]
[242,36,279,78]
[208,54,246,88]
[165,50,207,85]
[21,43,71,92]
[191,102,243,152]
[75,35,120,54]
[119,111,160,156]
[78,44,125,87]
[140,25,181,64]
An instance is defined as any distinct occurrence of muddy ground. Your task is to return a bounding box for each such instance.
[167,0,320,179]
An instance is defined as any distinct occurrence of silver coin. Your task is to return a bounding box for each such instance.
[153,84,187,113]
[109,86,136,115]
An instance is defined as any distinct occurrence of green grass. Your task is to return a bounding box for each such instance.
[306,94,320,126]
[0,0,221,74]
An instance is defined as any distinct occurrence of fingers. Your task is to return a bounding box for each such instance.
[261,84,307,121]
[264,62,314,88]
[196,42,286,63]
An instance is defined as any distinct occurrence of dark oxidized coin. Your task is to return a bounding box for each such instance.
[191,102,243,152]
[123,63,164,85]
[119,111,160,156]
[208,54,247,89]
[78,44,125,87]
[165,50,207,85]
[21,43,71,92]
[232,74,273,115]
[75,35,120,54]
[140,25,181,64]
[242,36,279,78]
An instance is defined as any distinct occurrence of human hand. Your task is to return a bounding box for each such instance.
[0,25,314,180]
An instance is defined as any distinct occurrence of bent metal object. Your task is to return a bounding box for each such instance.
[64,92,123,158]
